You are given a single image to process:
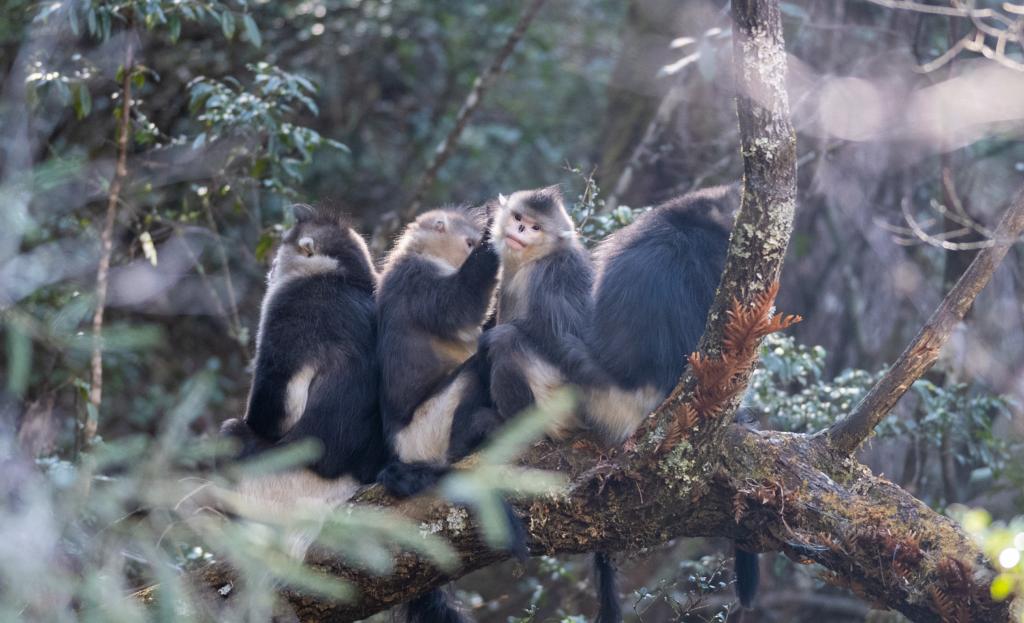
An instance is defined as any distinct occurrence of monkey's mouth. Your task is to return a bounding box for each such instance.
[505,234,527,250]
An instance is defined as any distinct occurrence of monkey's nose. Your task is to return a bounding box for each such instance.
[518,224,525,233]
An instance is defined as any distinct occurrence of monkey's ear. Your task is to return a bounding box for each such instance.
[292,203,315,223]
[298,236,315,256]
[498,193,509,207]
[433,217,447,233]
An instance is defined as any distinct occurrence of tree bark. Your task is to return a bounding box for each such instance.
[144,424,1012,622]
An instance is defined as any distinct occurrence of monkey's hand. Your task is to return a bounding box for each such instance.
[461,230,500,284]
[480,208,495,244]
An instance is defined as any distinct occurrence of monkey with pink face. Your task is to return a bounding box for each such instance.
[482,186,609,433]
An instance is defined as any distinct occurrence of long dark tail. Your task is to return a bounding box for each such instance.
[501,498,529,561]
[378,460,450,498]
[734,547,759,608]
[594,552,622,623]
[404,588,469,623]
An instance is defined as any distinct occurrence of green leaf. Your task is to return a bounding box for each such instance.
[990,573,1015,601]
[168,14,181,42]
[242,13,261,47]
[254,230,275,262]
[53,79,72,106]
[5,322,32,397]
[73,83,92,119]
[68,6,80,35]
[220,10,236,39]
[479,390,575,465]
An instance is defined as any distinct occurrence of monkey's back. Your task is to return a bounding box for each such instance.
[256,272,384,481]
[376,256,467,436]
[590,187,732,395]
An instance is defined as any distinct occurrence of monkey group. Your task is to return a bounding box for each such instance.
[220,185,755,622]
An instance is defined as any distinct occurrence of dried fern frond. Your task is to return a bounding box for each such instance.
[656,280,801,454]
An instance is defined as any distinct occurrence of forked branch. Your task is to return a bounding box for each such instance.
[823,186,1024,455]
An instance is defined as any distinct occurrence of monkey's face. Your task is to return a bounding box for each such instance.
[499,205,546,252]
[494,188,574,260]
[413,210,482,270]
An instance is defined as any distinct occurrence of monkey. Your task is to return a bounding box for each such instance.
[374,207,518,623]
[374,207,503,496]
[581,186,759,618]
[219,203,386,556]
[484,186,606,435]
[584,186,734,444]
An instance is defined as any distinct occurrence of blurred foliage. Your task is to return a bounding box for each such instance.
[0,370,470,622]
[750,333,1019,509]
[953,506,1024,618]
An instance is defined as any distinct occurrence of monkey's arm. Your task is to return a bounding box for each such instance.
[244,358,295,441]
[419,240,500,335]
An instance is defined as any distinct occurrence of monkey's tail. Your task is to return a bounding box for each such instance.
[404,588,470,623]
[594,551,622,623]
[378,460,449,498]
[501,497,530,561]
[734,547,760,608]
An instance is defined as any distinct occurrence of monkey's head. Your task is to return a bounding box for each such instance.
[492,186,576,261]
[391,209,483,271]
[271,203,375,284]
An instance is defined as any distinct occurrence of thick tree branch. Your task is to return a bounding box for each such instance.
[644,0,799,453]
[822,186,1024,455]
[706,0,798,348]
[165,425,1012,622]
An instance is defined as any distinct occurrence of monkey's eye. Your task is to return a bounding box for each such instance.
[466,238,474,248]
[513,213,522,222]
[531,224,541,232]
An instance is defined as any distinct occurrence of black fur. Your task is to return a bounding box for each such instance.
[376,213,499,442]
[227,205,386,483]
[519,185,562,216]
[585,187,737,620]
[488,236,599,419]
[446,351,504,461]
[589,187,732,396]
[375,210,508,623]
[734,548,760,608]
[404,589,469,623]
[378,461,451,498]
[594,552,622,623]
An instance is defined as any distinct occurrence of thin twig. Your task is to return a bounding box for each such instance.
[900,199,997,250]
[867,0,1004,18]
[821,186,1024,455]
[604,82,689,213]
[86,22,134,446]
[405,0,547,216]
